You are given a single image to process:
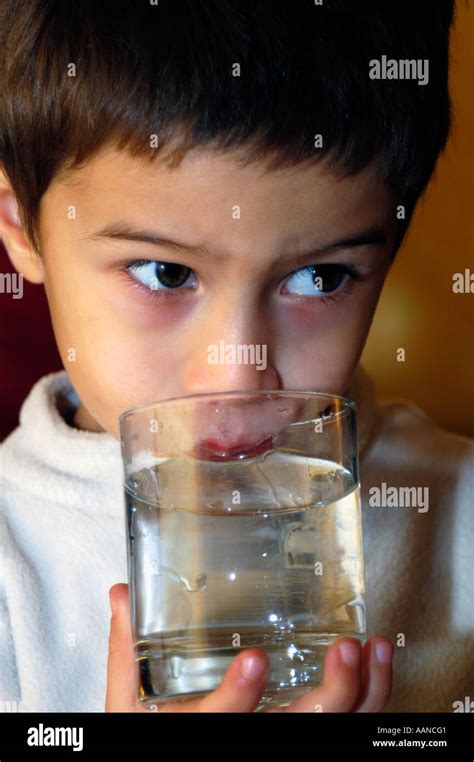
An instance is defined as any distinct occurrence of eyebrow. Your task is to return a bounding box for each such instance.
[86,223,387,264]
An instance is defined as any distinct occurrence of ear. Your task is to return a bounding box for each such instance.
[0,168,45,284]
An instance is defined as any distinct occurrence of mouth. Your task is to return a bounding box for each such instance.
[191,435,274,461]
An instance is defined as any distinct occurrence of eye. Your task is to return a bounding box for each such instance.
[126,259,198,291]
[283,264,355,297]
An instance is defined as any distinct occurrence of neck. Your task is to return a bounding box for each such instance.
[72,403,105,433]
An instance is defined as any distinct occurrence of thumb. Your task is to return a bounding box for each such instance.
[105,583,139,712]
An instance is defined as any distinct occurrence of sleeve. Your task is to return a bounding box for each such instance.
[0,593,21,711]
[0,490,22,711]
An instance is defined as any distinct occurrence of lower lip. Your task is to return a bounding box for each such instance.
[192,436,273,460]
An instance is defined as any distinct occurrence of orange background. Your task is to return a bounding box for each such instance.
[362,1,474,437]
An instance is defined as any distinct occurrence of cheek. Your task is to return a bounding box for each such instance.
[73,327,185,414]
[275,294,376,392]
[106,273,198,330]
[61,333,187,438]
[45,284,189,432]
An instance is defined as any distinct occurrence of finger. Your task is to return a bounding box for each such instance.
[352,637,393,712]
[105,585,270,714]
[152,649,271,713]
[105,583,142,712]
[271,637,362,712]
[195,649,270,712]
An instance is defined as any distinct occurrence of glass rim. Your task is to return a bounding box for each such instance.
[118,388,356,424]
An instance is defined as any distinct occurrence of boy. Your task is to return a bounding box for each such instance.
[0,0,472,713]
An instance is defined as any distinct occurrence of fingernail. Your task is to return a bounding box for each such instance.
[338,642,360,667]
[374,642,393,664]
[240,655,267,681]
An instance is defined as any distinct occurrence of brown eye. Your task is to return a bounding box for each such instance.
[126,259,197,291]
[284,263,353,296]
[154,262,191,288]
[311,264,348,292]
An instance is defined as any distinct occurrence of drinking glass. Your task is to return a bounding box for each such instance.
[119,390,366,710]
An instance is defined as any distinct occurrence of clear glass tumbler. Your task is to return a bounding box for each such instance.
[118,390,366,710]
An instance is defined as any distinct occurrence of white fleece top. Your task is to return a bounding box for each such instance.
[0,367,472,713]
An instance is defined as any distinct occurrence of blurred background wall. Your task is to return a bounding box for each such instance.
[362,0,473,437]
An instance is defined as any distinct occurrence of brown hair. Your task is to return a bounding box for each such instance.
[0,0,454,254]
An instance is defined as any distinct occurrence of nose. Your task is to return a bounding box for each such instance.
[183,293,282,395]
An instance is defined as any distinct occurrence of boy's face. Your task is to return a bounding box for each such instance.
[2,146,396,438]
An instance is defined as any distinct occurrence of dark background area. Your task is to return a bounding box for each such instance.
[0,241,62,441]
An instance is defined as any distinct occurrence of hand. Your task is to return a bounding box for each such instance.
[106,583,393,712]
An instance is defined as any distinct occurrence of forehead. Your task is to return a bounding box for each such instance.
[45,145,392,247]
